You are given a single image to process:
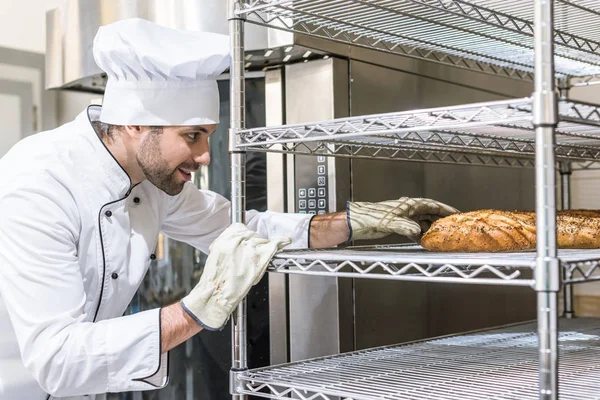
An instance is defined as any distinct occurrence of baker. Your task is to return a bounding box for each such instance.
[0,18,458,399]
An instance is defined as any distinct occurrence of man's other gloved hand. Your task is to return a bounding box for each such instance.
[347,197,459,242]
[181,223,291,330]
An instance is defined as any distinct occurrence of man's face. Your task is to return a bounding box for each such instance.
[136,125,216,195]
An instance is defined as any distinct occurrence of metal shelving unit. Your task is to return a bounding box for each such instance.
[227,1,600,399]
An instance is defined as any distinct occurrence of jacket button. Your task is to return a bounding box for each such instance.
[133,197,140,204]
[150,254,156,260]
[105,210,112,217]
[111,272,118,279]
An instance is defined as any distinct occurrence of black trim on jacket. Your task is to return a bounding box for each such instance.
[131,308,170,388]
[86,105,136,322]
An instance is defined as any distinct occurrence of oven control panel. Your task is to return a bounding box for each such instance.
[295,155,328,215]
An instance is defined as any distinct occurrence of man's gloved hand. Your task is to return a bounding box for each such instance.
[181,223,291,330]
[347,197,459,242]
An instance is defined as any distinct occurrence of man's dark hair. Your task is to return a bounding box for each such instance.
[91,120,120,140]
[91,121,163,141]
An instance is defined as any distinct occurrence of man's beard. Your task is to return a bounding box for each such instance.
[137,129,184,196]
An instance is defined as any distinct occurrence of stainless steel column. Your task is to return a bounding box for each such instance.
[533,1,559,399]
[559,162,574,319]
[228,1,247,399]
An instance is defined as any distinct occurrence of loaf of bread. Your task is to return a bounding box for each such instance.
[421,209,600,252]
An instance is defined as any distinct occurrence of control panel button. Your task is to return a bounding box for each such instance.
[299,200,307,209]
[308,210,317,215]
[299,211,307,214]
[317,177,326,186]
[308,188,316,198]
[299,188,306,198]
[318,165,325,175]
[318,199,326,208]
[318,210,326,215]
[317,156,326,163]
[308,199,316,209]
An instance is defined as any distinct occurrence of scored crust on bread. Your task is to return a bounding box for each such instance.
[420,209,600,252]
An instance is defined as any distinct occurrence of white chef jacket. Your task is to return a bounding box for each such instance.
[0,106,311,400]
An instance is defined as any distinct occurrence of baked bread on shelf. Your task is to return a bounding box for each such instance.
[421,209,600,252]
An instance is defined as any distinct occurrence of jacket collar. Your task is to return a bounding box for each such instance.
[74,105,134,199]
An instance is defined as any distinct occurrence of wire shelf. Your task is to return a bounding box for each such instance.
[268,245,600,286]
[236,317,600,400]
[236,98,600,166]
[570,73,600,87]
[238,0,600,81]
[563,255,600,284]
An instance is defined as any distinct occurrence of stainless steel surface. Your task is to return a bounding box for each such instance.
[293,34,534,99]
[237,317,600,400]
[560,162,575,319]
[265,69,289,366]
[237,98,600,166]
[238,0,600,81]
[229,2,248,399]
[265,70,286,213]
[533,0,559,397]
[45,0,316,92]
[284,58,350,361]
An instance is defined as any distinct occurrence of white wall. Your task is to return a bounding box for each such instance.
[0,93,21,155]
[0,0,64,53]
[57,90,99,125]
[0,1,98,125]
[0,0,62,156]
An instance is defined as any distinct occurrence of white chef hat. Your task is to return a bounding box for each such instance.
[93,18,230,126]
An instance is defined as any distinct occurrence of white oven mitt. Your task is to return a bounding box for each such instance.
[181,223,291,330]
[347,197,459,242]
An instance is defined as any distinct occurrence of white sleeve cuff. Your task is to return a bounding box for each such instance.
[106,308,169,392]
[246,210,312,249]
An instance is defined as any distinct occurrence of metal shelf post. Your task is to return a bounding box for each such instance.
[533,0,560,399]
[558,77,571,101]
[558,75,574,321]
[560,161,575,319]
[229,1,248,399]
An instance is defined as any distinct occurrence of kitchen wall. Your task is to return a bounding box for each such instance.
[562,85,600,315]
[0,0,63,53]
[0,0,97,144]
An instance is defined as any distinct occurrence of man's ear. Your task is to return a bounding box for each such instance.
[123,125,144,140]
